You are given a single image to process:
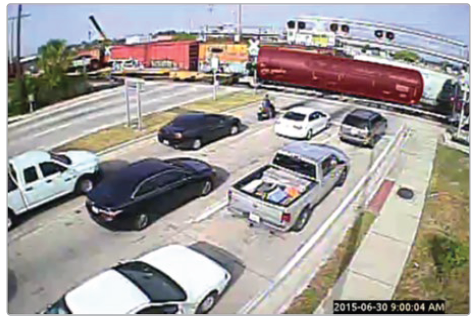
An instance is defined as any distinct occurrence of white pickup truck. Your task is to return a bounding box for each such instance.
[8,150,101,230]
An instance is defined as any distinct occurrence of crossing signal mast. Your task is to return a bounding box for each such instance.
[287,16,468,65]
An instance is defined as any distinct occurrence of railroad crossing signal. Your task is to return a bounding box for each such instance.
[248,39,260,57]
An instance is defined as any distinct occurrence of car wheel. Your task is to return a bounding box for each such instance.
[196,291,218,314]
[75,176,94,195]
[336,166,348,187]
[368,136,376,148]
[230,124,239,136]
[305,130,313,140]
[291,208,312,232]
[134,213,150,231]
[192,138,202,150]
[8,211,16,231]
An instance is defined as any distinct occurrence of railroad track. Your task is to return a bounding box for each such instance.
[254,83,450,123]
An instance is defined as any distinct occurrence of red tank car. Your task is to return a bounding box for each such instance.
[257,46,424,105]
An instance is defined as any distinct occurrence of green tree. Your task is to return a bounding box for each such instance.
[393,50,420,63]
[38,39,76,88]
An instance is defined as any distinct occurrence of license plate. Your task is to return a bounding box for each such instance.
[249,213,261,224]
[350,127,359,135]
[91,206,99,214]
[163,140,169,145]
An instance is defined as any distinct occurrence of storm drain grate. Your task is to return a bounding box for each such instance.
[397,187,414,200]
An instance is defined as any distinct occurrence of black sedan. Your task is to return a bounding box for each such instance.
[158,113,241,150]
[86,158,215,230]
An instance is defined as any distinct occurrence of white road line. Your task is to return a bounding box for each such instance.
[238,124,407,314]
[31,122,73,139]
[189,200,228,224]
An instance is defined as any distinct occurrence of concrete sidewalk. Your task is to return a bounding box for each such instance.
[316,122,440,313]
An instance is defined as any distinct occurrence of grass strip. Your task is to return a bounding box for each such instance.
[393,144,469,314]
[284,211,376,314]
[54,90,261,153]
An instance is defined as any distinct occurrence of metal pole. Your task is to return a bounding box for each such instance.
[10,19,14,65]
[137,82,142,130]
[15,4,23,80]
[125,79,131,127]
[254,67,258,95]
[213,70,217,100]
[238,4,242,42]
[457,87,467,137]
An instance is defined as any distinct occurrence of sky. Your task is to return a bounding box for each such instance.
[6,3,470,57]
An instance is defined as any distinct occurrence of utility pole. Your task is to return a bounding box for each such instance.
[15,4,23,80]
[9,19,14,65]
[8,9,30,73]
[237,4,242,42]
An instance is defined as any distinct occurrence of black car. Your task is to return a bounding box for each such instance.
[86,158,215,230]
[158,113,241,150]
[339,109,387,148]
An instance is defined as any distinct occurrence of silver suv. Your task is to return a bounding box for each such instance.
[339,109,387,148]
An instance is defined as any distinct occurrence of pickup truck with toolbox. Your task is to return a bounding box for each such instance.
[227,142,349,232]
[8,150,101,230]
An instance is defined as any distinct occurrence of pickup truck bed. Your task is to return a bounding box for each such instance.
[233,165,312,207]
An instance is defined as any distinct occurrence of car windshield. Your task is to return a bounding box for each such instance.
[272,153,316,179]
[44,297,71,314]
[114,261,187,303]
[343,115,368,129]
[283,112,306,121]
[48,152,72,165]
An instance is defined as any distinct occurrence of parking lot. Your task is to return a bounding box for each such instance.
[9,94,409,314]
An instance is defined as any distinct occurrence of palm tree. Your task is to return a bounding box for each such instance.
[37,39,76,88]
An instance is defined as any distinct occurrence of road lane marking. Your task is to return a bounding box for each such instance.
[238,124,407,314]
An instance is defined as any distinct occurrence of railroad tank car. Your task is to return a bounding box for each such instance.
[257,46,424,105]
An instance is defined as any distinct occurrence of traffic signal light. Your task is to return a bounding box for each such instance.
[375,30,384,38]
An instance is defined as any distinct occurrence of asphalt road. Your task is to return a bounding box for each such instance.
[7,82,240,157]
[8,94,405,314]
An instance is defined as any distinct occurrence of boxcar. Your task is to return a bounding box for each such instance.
[257,46,424,105]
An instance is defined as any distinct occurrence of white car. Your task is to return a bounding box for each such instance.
[43,245,231,314]
[274,107,330,140]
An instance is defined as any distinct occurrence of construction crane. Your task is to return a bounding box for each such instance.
[88,15,112,70]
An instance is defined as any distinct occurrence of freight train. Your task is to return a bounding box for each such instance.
[257,45,424,106]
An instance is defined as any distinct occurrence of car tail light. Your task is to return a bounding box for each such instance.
[281,212,291,223]
[228,190,233,203]
[174,132,183,139]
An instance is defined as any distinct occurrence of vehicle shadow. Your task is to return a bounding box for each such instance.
[210,165,230,190]
[188,241,246,290]
[8,269,17,302]
[279,99,314,111]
